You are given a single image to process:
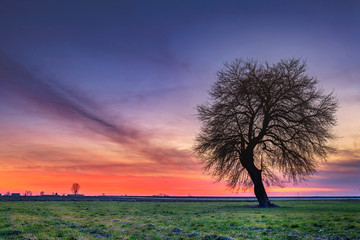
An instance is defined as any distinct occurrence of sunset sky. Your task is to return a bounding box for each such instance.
[0,0,359,196]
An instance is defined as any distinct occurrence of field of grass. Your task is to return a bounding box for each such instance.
[0,200,359,239]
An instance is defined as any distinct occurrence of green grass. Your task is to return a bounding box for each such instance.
[0,200,359,239]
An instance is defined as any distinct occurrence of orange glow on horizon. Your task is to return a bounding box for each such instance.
[0,169,354,197]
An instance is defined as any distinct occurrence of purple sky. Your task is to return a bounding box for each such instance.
[0,0,359,195]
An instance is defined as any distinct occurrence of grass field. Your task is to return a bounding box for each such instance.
[0,200,359,239]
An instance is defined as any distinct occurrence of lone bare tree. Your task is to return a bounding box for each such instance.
[194,58,337,207]
[71,183,80,195]
[24,190,32,196]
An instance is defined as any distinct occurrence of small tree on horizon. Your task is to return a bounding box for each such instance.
[24,190,32,196]
[194,58,337,207]
[71,183,80,195]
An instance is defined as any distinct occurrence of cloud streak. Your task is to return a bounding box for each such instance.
[294,149,360,194]
[0,51,140,144]
[0,142,200,177]
[0,51,197,171]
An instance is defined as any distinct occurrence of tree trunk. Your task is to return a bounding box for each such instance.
[246,163,271,207]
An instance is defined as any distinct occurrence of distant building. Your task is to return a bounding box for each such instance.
[11,193,20,196]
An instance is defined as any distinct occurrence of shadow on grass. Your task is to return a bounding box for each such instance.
[244,203,280,208]
[218,203,282,209]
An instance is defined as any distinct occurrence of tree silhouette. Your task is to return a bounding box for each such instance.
[71,183,80,195]
[24,190,32,196]
[194,58,337,207]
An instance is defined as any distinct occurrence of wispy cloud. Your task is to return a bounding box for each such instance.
[308,149,360,189]
[0,142,200,176]
[0,51,140,144]
[0,51,197,172]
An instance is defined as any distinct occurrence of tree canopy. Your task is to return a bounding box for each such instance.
[194,58,337,207]
[71,183,80,195]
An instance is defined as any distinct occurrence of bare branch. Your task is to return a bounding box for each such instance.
[194,58,337,189]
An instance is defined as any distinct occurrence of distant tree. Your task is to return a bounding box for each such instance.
[71,183,80,195]
[24,190,32,196]
[40,191,44,196]
[194,58,337,207]
[6,191,10,196]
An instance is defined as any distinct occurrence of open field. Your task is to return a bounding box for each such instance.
[1,196,360,202]
[0,200,359,239]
